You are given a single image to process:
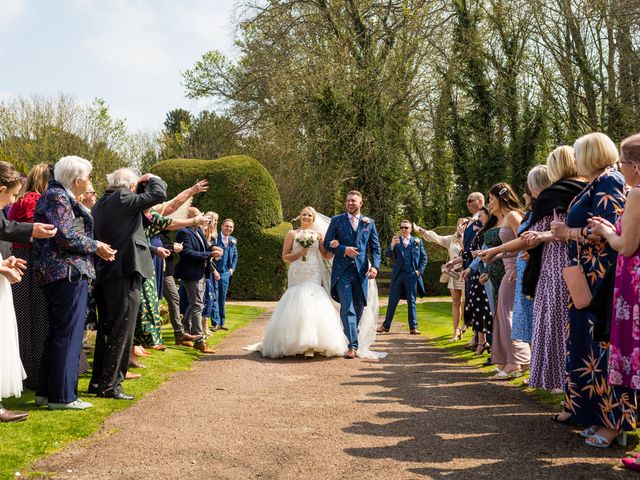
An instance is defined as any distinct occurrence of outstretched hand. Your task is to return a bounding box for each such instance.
[191,179,209,194]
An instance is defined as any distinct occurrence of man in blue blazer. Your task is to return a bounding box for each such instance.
[175,207,219,353]
[324,191,381,358]
[212,218,238,330]
[378,220,427,334]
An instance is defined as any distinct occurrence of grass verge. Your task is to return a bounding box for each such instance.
[0,304,264,479]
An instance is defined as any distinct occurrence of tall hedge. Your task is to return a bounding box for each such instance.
[151,155,290,300]
[422,226,456,296]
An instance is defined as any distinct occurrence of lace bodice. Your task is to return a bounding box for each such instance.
[289,231,324,287]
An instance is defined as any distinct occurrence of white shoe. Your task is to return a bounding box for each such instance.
[48,399,93,410]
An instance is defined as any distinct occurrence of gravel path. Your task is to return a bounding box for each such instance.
[33,311,634,479]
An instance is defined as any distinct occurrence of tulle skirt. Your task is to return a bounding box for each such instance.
[259,281,348,359]
[0,260,26,399]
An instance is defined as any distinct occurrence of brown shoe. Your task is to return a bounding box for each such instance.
[194,342,215,354]
[344,349,356,359]
[125,372,142,380]
[410,329,421,335]
[376,326,389,333]
[176,332,200,342]
[0,407,28,423]
[175,340,194,347]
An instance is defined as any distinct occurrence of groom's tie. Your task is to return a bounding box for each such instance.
[350,216,358,231]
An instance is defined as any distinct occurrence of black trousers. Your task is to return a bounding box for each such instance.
[91,274,142,394]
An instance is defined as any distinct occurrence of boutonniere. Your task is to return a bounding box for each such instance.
[231,239,237,245]
[414,238,420,245]
[361,216,370,225]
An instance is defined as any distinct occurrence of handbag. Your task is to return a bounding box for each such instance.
[562,241,592,309]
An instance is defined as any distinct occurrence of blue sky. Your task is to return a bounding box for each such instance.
[0,0,238,131]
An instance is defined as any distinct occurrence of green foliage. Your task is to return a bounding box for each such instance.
[159,109,241,162]
[151,155,289,299]
[0,95,152,193]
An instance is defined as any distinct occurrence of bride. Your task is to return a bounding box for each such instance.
[249,206,385,359]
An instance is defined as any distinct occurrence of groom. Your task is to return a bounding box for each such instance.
[324,191,381,359]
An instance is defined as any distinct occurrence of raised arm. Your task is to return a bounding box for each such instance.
[120,176,167,213]
[159,179,208,216]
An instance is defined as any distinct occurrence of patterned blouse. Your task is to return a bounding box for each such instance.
[33,180,98,286]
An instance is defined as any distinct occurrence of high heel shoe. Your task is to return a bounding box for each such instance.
[585,431,627,448]
[474,342,490,356]
[449,329,462,342]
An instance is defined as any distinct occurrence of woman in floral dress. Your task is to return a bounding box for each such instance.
[551,133,636,448]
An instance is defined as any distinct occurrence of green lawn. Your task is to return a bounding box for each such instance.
[0,304,264,480]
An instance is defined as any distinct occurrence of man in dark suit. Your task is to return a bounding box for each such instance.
[211,218,238,331]
[378,220,427,334]
[175,207,220,353]
[90,169,167,400]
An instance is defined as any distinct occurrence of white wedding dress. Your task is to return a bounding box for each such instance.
[247,212,387,360]
[0,253,26,399]
[257,240,349,358]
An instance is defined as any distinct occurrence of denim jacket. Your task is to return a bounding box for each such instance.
[33,180,98,286]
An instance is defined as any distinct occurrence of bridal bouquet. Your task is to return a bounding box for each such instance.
[295,230,319,262]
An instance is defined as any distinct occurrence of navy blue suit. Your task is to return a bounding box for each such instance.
[212,233,238,327]
[174,227,211,281]
[382,236,427,330]
[324,213,381,350]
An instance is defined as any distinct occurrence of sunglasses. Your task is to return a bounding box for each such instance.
[400,226,411,229]
[466,199,475,203]
[84,191,97,196]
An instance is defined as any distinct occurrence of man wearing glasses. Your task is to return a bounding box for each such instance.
[377,220,427,334]
[80,185,97,210]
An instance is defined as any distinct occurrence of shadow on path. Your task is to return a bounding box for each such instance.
[341,333,634,479]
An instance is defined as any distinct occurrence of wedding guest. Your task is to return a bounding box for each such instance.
[212,218,238,331]
[0,161,29,422]
[521,147,586,394]
[78,183,97,210]
[33,156,116,410]
[550,132,636,447]
[135,207,209,351]
[484,183,527,379]
[158,230,199,346]
[589,134,640,468]
[462,193,484,347]
[90,168,166,400]
[458,207,495,355]
[377,220,427,334]
[414,218,468,341]
[8,163,50,390]
[78,183,98,329]
[175,207,220,352]
[201,211,219,335]
[480,167,553,377]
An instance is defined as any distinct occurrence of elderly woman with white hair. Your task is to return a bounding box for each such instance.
[33,156,116,410]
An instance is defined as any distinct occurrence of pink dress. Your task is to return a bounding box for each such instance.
[608,217,640,389]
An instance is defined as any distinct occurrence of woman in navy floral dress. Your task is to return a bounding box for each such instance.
[551,133,637,447]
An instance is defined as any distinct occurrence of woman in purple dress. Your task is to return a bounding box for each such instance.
[520,147,586,393]
[590,133,640,469]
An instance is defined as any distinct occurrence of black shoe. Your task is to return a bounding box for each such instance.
[97,386,134,400]
[219,325,228,331]
[87,383,99,395]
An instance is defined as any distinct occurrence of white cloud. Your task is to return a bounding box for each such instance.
[0,0,27,27]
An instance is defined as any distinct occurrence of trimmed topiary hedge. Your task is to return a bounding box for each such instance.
[422,226,456,296]
[151,155,290,300]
